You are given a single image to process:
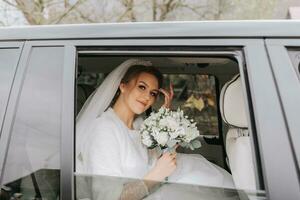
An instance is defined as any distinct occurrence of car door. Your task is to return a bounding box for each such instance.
[0,41,75,200]
[265,39,300,192]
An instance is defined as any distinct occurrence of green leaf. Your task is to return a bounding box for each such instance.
[191,140,202,149]
[167,140,177,148]
[188,143,194,150]
[180,142,188,148]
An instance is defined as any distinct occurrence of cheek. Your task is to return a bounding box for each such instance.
[127,88,140,101]
[148,97,156,106]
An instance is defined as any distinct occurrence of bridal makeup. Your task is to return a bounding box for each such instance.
[119,72,159,115]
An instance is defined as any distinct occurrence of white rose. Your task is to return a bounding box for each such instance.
[184,127,199,142]
[165,116,179,130]
[170,127,183,139]
[154,131,169,146]
[142,136,153,147]
[142,130,150,137]
[150,127,160,137]
[159,118,167,127]
[181,118,190,127]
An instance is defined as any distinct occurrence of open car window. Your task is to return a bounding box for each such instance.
[75,52,265,200]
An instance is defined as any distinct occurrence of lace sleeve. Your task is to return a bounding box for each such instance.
[91,176,162,200]
[119,180,149,200]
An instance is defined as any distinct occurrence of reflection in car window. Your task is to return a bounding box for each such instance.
[2,47,63,200]
[0,48,21,140]
[75,174,266,200]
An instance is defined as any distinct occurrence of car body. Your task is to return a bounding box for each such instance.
[0,21,299,200]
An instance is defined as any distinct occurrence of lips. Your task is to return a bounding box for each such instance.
[136,100,147,107]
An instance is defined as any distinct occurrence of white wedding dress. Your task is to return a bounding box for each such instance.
[77,108,234,200]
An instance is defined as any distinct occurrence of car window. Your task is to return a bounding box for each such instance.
[288,49,300,80]
[0,47,22,137]
[285,48,300,169]
[75,174,265,200]
[1,47,63,200]
[75,54,265,200]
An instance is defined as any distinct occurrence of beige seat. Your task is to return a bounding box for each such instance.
[219,74,256,191]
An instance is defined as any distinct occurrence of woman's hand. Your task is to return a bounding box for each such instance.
[144,152,177,182]
[159,83,174,109]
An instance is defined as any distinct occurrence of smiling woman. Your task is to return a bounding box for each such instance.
[112,65,163,118]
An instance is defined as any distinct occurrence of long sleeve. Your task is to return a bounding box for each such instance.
[84,119,150,200]
[81,111,154,200]
[85,120,122,176]
[81,119,124,200]
[119,180,149,200]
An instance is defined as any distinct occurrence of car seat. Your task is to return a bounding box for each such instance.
[77,84,95,115]
[219,74,256,191]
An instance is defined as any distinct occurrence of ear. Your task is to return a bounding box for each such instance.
[119,83,126,93]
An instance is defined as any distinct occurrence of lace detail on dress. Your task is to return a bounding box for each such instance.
[120,180,149,200]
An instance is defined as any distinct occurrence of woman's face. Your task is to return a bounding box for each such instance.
[120,72,159,115]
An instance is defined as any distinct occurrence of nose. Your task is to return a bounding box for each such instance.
[144,94,151,101]
[142,92,151,102]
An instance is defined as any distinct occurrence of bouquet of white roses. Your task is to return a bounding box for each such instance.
[140,107,201,152]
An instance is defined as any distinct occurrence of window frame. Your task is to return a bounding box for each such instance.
[265,39,300,178]
[73,41,262,195]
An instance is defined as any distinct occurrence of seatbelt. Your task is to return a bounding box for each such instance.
[30,173,42,199]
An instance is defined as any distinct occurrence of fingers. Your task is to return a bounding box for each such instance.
[172,159,177,165]
[170,152,177,160]
[159,84,173,97]
[160,83,174,109]
[169,83,174,100]
[171,153,177,165]
[159,89,170,107]
[163,152,177,162]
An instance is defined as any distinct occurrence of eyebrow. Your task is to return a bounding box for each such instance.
[139,81,159,92]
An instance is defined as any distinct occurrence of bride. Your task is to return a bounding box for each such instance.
[76,59,234,200]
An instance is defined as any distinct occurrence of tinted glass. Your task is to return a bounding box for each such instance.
[288,49,300,80]
[286,49,300,170]
[2,47,64,200]
[75,174,266,200]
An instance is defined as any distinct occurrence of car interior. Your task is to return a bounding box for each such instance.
[76,55,240,168]
[1,53,260,200]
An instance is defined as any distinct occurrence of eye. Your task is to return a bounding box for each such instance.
[138,85,146,90]
[150,92,158,97]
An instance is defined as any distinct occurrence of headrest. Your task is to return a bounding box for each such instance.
[220,75,248,128]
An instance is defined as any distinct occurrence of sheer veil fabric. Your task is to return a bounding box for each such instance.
[76,59,152,171]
